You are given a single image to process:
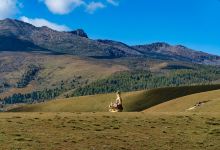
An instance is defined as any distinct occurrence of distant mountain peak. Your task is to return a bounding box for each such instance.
[70,29,88,38]
[0,18,19,26]
[148,42,170,47]
[175,45,187,49]
[1,18,28,25]
[0,18,220,65]
[2,18,12,22]
[1,18,16,22]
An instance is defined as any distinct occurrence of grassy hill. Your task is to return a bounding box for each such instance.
[1,51,220,105]
[145,89,220,113]
[10,84,220,112]
[0,52,128,99]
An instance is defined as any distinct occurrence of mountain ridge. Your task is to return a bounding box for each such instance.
[0,18,220,65]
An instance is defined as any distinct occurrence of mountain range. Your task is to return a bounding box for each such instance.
[1,18,220,103]
[0,18,220,65]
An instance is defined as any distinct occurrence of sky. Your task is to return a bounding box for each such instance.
[0,0,220,55]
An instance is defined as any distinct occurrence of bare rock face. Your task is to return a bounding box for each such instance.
[70,29,88,38]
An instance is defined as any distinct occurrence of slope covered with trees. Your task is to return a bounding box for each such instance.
[17,64,40,88]
[71,67,220,96]
[1,66,220,105]
[9,84,220,112]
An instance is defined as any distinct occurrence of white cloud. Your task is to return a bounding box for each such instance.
[39,0,116,15]
[86,1,105,14]
[41,0,85,15]
[0,0,21,19]
[107,0,119,6]
[20,16,71,31]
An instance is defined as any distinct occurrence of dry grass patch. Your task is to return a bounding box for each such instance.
[1,112,219,150]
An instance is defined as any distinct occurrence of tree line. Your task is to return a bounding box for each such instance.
[71,67,220,96]
[1,67,220,105]
[17,64,40,88]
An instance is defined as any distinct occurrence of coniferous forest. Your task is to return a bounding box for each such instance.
[1,66,220,105]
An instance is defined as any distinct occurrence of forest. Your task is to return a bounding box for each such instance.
[1,66,220,105]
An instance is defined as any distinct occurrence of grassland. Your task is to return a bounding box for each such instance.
[10,84,220,112]
[2,85,220,150]
[145,89,220,113]
[1,52,220,150]
[0,112,219,150]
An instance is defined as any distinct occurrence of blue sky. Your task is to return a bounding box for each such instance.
[0,0,220,55]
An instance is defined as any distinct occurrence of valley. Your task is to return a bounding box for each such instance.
[1,19,220,106]
[0,18,220,150]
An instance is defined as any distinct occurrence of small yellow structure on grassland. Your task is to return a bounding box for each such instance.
[109,91,123,112]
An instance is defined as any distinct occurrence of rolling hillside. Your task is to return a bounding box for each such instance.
[10,84,220,112]
[145,89,220,113]
[0,52,128,98]
[1,18,220,106]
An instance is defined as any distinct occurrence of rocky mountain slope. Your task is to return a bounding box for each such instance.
[133,42,220,65]
[0,19,139,57]
[0,18,220,65]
